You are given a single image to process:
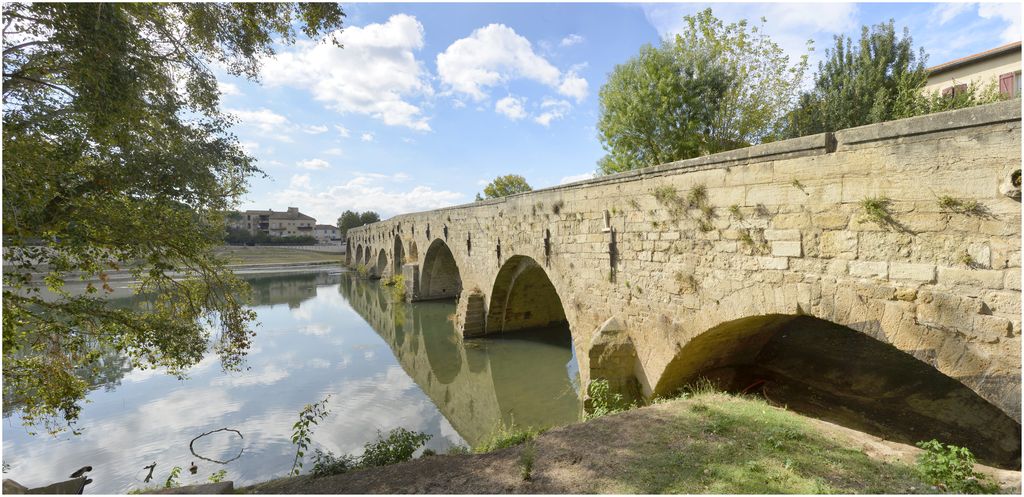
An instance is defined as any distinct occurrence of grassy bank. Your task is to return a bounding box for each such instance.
[242,392,1019,494]
[214,246,343,266]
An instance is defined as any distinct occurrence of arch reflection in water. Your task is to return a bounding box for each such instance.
[338,275,581,446]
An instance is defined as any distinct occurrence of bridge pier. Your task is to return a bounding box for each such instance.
[402,263,420,302]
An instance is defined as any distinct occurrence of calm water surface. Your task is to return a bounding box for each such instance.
[2,270,582,493]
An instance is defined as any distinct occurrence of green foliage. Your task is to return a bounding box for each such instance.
[2,2,344,434]
[475,423,544,453]
[858,196,895,227]
[728,204,743,220]
[596,43,733,174]
[519,441,536,481]
[337,210,381,236]
[310,449,357,478]
[480,174,532,199]
[958,250,978,268]
[937,195,986,216]
[383,275,406,302]
[446,445,471,455]
[359,428,432,468]
[225,228,317,246]
[356,264,369,278]
[786,20,926,136]
[585,379,635,420]
[915,440,997,493]
[598,8,807,174]
[291,396,331,476]
[164,466,182,489]
[207,470,227,484]
[895,81,1006,120]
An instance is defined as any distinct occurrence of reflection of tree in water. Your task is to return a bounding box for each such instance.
[3,271,341,425]
[244,272,339,308]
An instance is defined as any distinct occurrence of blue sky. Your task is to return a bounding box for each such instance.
[217,2,1021,223]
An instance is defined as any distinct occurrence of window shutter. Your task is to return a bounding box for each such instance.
[999,73,1014,97]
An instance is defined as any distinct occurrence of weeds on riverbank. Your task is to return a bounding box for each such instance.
[915,440,998,493]
[309,428,432,478]
[585,379,636,420]
[475,423,544,453]
[291,396,331,475]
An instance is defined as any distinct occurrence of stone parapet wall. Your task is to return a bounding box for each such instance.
[347,100,1022,420]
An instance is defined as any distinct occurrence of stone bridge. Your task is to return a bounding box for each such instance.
[346,101,1022,447]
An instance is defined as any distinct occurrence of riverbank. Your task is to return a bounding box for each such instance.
[244,392,1021,494]
[214,246,343,265]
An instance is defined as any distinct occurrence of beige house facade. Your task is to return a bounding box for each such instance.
[314,224,341,244]
[231,207,317,237]
[924,41,1021,97]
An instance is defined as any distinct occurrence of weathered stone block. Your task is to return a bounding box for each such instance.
[938,267,1004,289]
[819,231,857,259]
[771,240,802,257]
[757,256,789,270]
[889,262,936,283]
[1005,270,1021,291]
[764,229,801,241]
[849,260,888,279]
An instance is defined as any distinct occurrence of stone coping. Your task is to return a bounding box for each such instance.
[355,99,1022,228]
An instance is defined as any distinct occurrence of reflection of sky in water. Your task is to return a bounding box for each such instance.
[3,271,579,493]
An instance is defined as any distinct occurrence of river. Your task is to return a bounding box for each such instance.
[2,269,582,493]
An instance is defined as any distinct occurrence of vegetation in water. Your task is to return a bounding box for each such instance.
[164,466,182,489]
[207,469,228,484]
[308,427,431,478]
[291,396,332,476]
[915,440,998,494]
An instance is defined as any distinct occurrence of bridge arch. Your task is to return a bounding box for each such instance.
[374,249,387,279]
[486,255,567,335]
[652,313,1021,468]
[355,245,363,266]
[408,240,419,261]
[393,236,405,275]
[420,239,463,301]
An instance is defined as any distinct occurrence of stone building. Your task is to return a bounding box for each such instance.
[230,207,316,237]
[314,224,341,244]
[924,41,1021,98]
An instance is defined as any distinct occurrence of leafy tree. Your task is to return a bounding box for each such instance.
[358,211,381,226]
[785,20,927,136]
[2,2,344,434]
[597,43,733,174]
[596,9,807,175]
[481,174,532,199]
[672,9,809,148]
[337,210,362,236]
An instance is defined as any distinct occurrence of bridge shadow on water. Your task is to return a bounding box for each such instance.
[661,315,1021,469]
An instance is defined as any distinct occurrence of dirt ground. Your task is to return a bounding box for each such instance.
[244,396,1021,494]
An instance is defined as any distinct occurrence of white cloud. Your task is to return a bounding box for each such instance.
[227,108,291,135]
[296,158,330,170]
[978,3,1022,43]
[558,71,588,103]
[361,132,375,142]
[289,174,312,190]
[932,2,974,25]
[334,125,351,138]
[559,171,595,184]
[302,124,328,134]
[239,141,259,154]
[437,23,589,103]
[495,95,527,120]
[534,98,571,127]
[218,81,241,96]
[271,172,464,220]
[560,34,585,47]
[262,14,433,131]
[325,147,344,156]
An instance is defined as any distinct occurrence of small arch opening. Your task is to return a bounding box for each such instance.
[486,255,567,335]
[420,239,463,301]
[374,249,387,279]
[393,236,405,275]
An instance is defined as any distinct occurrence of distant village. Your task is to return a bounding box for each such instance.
[226,207,342,246]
